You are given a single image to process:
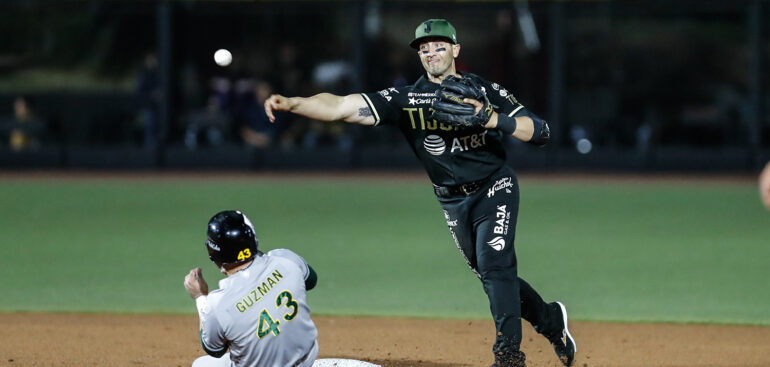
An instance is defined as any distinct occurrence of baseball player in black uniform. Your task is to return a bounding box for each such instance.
[265,19,576,367]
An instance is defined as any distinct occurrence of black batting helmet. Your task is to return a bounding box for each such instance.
[206,210,259,267]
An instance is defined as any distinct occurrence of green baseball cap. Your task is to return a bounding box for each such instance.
[409,19,458,49]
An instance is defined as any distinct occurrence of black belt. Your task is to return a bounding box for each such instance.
[433,177,490,197]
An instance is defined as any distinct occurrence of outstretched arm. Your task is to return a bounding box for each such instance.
[265,93,376,126]
[463,98,551,145]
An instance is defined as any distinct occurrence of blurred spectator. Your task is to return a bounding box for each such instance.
[275,42,305,96]
[184,95,230,150]
[0,96,46,151]
[312,60,355,95]
[135,53,161,148]
[232,76,257,137]
[365,36,413,90]
[210,76,233,114]
[241,80,281,148]
[297,59,358,151]
[180,61,205,112]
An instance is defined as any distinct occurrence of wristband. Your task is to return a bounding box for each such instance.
[496,112,518,136]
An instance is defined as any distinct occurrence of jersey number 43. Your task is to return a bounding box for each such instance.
[257,290,298,339]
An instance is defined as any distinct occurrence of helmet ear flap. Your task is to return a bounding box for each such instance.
[205,239,224,267]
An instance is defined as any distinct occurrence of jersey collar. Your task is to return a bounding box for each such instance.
[414,74,439,91]
[217,254,265,289]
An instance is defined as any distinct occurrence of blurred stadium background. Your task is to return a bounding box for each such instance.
[1,0,768,172]
[2,1,770,334]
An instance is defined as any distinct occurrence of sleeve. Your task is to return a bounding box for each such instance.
[360,87,402,126]
[483,80,527,118]
[268,249,310,280]
[305,265,318,291]
[196,295,228,358]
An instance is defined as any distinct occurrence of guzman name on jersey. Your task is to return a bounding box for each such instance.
[235,269,284,313]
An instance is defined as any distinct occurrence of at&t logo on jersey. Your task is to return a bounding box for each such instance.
[423,135,446,155]
[451,130,488,153]
[423,131,490,156]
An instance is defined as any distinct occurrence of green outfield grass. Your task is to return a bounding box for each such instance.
[1,175,768,325]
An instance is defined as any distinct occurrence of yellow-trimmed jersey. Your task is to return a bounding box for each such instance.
[361,73,526,186]
[197,249,317,367]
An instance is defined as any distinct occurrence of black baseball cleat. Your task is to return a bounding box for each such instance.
[489,337,526,367]
[489,349,526,367]
[546,302,577,366]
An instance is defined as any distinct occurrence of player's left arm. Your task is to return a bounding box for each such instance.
[184,274,229,358]
[268,249,318,290]
[464,81,550,145]
[305,265,318,291]
[197,299,228,358]
[489,107,551,146]
[185,268,228,357]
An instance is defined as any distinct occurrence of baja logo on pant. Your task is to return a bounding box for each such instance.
[493,205,510,235]
[487,177,514,198]
[487,236,505,251]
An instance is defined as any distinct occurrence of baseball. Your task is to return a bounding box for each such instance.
[214,49,232,67]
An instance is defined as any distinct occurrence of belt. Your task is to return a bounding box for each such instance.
[433,177,490,197]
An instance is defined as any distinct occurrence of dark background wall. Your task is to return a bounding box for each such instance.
[0,0,767,172]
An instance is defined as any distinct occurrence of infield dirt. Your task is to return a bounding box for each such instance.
[1,313,768,367]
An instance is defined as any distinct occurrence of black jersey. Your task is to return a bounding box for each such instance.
[361,73,527,186]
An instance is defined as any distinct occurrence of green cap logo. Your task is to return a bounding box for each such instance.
[410,19,458,49]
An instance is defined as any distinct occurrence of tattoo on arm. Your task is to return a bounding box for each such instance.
[358,107,373,117]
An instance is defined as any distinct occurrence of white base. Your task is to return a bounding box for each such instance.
[192,355,380,367]
[313,359,381,367]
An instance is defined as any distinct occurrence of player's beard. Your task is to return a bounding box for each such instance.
[424,58,453,78]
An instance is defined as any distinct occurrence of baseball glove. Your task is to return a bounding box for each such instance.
[429,74,494,127]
